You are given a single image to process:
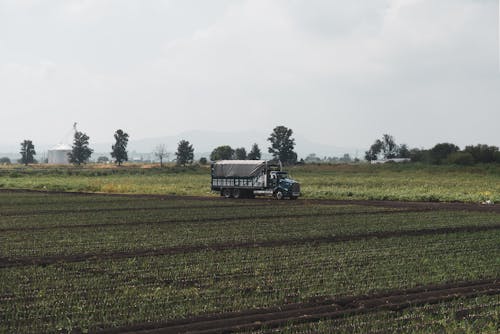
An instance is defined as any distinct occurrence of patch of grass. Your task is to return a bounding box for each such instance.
[0,163,499,202]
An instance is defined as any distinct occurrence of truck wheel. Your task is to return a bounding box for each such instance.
[275,190,284,200]
[233,189,241,199]
[222,189,232,198]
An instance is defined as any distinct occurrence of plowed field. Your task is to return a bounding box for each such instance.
[1,190,499,333]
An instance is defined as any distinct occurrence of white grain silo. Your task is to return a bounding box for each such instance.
[48,144,72,164]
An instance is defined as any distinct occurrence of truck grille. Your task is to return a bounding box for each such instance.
[292,183,300,194]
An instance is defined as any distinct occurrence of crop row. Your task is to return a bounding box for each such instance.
[0,200,391,230]
[255,295,500,333]
[1,209,498,259]
[2,231,499,333]
[0,195,268,215]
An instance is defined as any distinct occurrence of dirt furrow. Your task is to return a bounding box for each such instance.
[94,278,500,333]
[1,224,498,268]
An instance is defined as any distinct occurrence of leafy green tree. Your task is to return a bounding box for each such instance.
[176,140,194,166]
[234,147,247,160]
[365,134,410,161]
[430,143,459,164]
[365,139,383,161]
[464,144,499,163]
[199,157,208,165]
[210,145,234,161]
[97,156,109,163]
[68,131,93,165]
[381,134,398,159]
[398,144,411,159]
[268,126,297,165]
[111,129,129,166]
[20,140,36,166]
[247,143,261,160]
[409,148,430,163]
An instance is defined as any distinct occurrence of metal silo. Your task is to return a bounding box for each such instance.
[47,144,72,164]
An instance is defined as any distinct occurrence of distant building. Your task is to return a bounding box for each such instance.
[48,144,71,164]
[371,158,411,164]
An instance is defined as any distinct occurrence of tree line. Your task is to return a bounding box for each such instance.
[16,129,131,166]
[365,134,500,165]
[8,128,496,167]
[8,125,299,167]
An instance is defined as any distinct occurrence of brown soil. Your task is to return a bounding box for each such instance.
[1,223,498,268]
[94,278,500,333]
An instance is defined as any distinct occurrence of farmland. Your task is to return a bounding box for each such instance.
[0,163,499,202]
[1,190,499,333]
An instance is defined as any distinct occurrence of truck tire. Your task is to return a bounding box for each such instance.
[275,190,284,200]
[233,188,241,199]
[222,189,232,199]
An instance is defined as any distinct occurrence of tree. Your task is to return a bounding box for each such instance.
[176,140,194,166]
[210,145,234,161]
[247,143,261,160]
[339,153,352,163]
[398,144,411,159]
[429,143,459,164]
[20,140,36,166]
[154,144,168,168]
[234,147,247,160]
[111,129,129,166]
[365,139,383,161]
[381,134,398,159]
[365,134,409,161]
[464,144,499,164]
[305,153,321,163]
[97,156,109,163]
[268,126,297,165]
[199,157,208,165]
[68,131,93,165]
[409,148,430,163]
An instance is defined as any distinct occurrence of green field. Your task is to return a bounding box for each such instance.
[1,191,499,333]
[0,163,499,202]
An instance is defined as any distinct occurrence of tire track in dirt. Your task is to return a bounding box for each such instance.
[1,224,499,268]
[94,278,500,333]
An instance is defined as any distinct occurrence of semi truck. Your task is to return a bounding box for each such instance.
[211,160,301,199]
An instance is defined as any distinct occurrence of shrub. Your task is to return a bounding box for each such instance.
[447,152,474,166]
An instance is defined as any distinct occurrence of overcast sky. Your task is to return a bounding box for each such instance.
[1,0,499,152]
